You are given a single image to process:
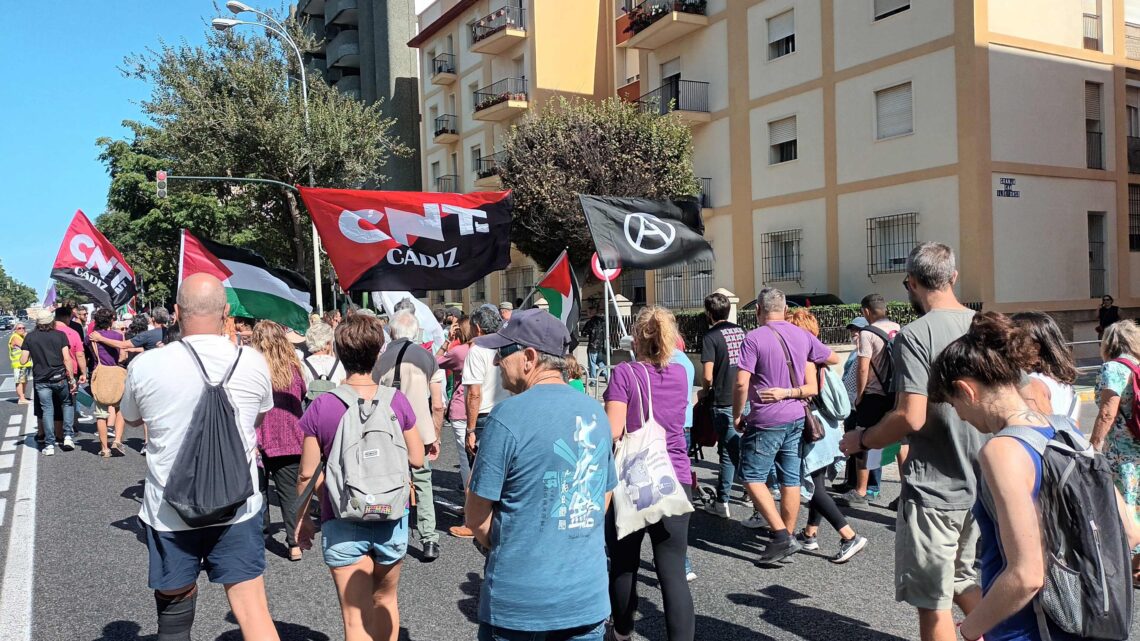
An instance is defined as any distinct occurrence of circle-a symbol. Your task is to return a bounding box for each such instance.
[591,252,622,282]
[623,213,676,255]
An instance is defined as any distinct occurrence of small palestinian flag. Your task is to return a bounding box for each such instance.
[179,230,312,332]
[526,249,581,343]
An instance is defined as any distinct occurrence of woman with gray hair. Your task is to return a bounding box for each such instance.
[300,322,345,387]
[1092,319,1140,558]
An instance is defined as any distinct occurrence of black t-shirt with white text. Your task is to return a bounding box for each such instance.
[21,329,70,382]
[701,321,746,407]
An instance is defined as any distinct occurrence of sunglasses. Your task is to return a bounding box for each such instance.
[494,343,526,363]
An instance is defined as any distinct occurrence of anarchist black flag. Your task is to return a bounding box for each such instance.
[578,194,714,270]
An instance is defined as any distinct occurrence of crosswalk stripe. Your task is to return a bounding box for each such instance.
[0,441,14,454]
[0,473,8,493]
[0,455,12,471]
[0,400,37,641]
[3,427,18,439]
[7,415,19,426]
[0,377,12,394]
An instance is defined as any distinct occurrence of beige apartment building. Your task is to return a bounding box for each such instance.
[410,0,1140,337]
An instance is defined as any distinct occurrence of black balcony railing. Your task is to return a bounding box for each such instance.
[471,5,525,43]
[433,114,458,137]
[638,79,709,116]
[697,177,712,208]
[436,174,460,193]
[1128,136,1140,174]
[432,53,455,76]
[625,0,708,36]
[476,151,507,179]
[1084,13,1101,51]
[1087,131,1105,170]
[473,77,528,112]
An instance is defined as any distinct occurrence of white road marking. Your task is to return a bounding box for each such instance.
[0,455,12,471]
[0,377,12,394]
[3,427,17,439]
[0,499,5,527]
[6,415,19,426]
[0,400,37,641]
[0,441,14,454]
[435,497,465,513]
[0,473,8,492]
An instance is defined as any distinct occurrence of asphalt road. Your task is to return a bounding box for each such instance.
[0,341,1133,641]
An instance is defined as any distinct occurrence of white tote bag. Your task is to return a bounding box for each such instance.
[612,363,694,539]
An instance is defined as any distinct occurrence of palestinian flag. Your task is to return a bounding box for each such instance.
[178,230,312,332]
[526,249,581,342]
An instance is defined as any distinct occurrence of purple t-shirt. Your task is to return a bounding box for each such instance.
[298,388,417,522]
[94,329,124,366]
[604,361,692,483]
[737,321,833,429]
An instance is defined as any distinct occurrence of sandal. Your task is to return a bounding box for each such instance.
[110,443,126,457]
[289,547,303,562]
[99,449,112,458]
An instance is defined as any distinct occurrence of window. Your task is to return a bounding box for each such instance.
[767,11,795,60]
[654,260,713,309]
[430,161,441,189]
[470,145,482,174]
[1087,82,1104,169]
[874,0,909,21]
[501,266,535,305]
[760,229,802,283]
[866,213,918,276]
[1083,0,1102,51]
[1088,212,1107,297]
[472,277,487,303]
[875,82,913,140]
[1128,87,1140,138]
[1130,186,1140,252]
[768,116,798,164]
[469,82,479,110]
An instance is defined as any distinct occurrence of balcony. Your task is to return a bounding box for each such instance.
[1087,131,1104,170]
[697,177,712,209]
[1128,22,1140,60]
[298,0,326,15]
[325,0,357,26]
[470,5,527,55]
[473,77,528,121]
[328,29,360,68]
[431,53,457,86]
[1129,136,1140,174]
[335,74,360,99]
[475,151,506,189]
[1084,13,1101,52]
[638,79,710,125]
[617,77,641,103]
[433,114,459,144]
[623,0,709,50]
[436,174,460,193]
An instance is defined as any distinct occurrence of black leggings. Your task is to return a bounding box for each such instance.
[606,489,694,641]
[260,455,301,547]
[806,467,848,532]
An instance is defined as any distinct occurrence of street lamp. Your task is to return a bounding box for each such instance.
[211,12,325,314]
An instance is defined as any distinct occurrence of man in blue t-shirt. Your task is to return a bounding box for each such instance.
[466,309,617,641]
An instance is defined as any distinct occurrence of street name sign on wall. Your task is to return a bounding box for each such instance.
[996,177,1020,198]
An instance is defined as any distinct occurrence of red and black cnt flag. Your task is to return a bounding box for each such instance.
[50,210,137,309]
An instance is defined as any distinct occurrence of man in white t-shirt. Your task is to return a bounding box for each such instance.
[463,305,512,461]
[119,274,278,641]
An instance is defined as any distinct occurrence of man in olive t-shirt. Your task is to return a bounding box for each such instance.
[839,243,985,641]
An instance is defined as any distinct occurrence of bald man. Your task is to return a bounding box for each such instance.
[119,274,279,641]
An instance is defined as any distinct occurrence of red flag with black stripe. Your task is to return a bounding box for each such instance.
[298,187,512,292]
[50,210,137,308]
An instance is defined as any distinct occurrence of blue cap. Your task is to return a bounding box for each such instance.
[846,317,869,330]
[474,308,571,356]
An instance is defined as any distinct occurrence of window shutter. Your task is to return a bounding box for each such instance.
[768,11,794,44]
[768,116,797,146]
[876,83,913,139]
[1086,82,1103,121]
[874,0,909,19]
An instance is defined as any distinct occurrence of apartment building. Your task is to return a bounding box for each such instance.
[297,0,423,190]
[407,0,614,308]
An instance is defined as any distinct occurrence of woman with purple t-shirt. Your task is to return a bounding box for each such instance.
[295,315,423,641]
[604,306,695,641]
[91,308,126,458]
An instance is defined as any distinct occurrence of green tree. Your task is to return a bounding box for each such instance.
[500,96,700,269]
[0,261,38,313]
[98,12,408,302]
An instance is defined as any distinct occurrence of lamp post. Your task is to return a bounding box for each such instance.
[212,11,325,314]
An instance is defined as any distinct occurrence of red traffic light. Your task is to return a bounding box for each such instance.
[156,170,167,181]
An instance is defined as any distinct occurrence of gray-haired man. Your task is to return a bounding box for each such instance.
[840,242,982,641]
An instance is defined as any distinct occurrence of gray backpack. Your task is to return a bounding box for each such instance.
[303,356,339,406]
[323,385,409,521]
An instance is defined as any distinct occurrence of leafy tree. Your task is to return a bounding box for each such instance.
[500,96,700,269]
[97,12,408,302]
[0,261,38,313]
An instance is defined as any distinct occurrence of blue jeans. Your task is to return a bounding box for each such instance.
[586,350,605,380]
[36,381,74,447]
[712,406,739,501]
[739,418,804,486]
[477,621,605,641]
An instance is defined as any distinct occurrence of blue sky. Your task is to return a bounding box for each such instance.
[0,0,438,299]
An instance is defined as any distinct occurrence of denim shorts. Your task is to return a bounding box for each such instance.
[477,620,606,641]
[320,515,409,568]
[739,418,804,486]
[144,511,266,590]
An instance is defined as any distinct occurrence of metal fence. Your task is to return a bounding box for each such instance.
[1084,13,1102,51]
[473,77,528,112]
[433,114,457,137]
[471,5,525,43]
[432,53,455,76]
[638,79,709,115]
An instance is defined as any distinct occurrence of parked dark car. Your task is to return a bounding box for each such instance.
[741,293,844,310]
[0,317,14,330]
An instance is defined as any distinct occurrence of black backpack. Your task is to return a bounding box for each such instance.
[858,325,896,392]
[163,342,255,528]
[981,420,1134,640]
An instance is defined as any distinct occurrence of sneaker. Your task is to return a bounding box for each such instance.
[704,501,731,519]
[741,510,768,530]
[866,488,881,500]
[42,445,55,457]
[61,436,75,451]
[831,481,853,494]
[756,536,802,564]
[795,530,819,551]
[831,535,868,564]
[686,570,697,582]
[837,489,868,506]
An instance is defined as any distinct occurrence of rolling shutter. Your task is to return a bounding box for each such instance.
[768,116,797,146]
[1086,82,1103,121]
[767,10,794,44]
[876,83,913,139]
[874,0,909,20]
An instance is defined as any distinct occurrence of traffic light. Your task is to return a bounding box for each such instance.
[156,170,168,198]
